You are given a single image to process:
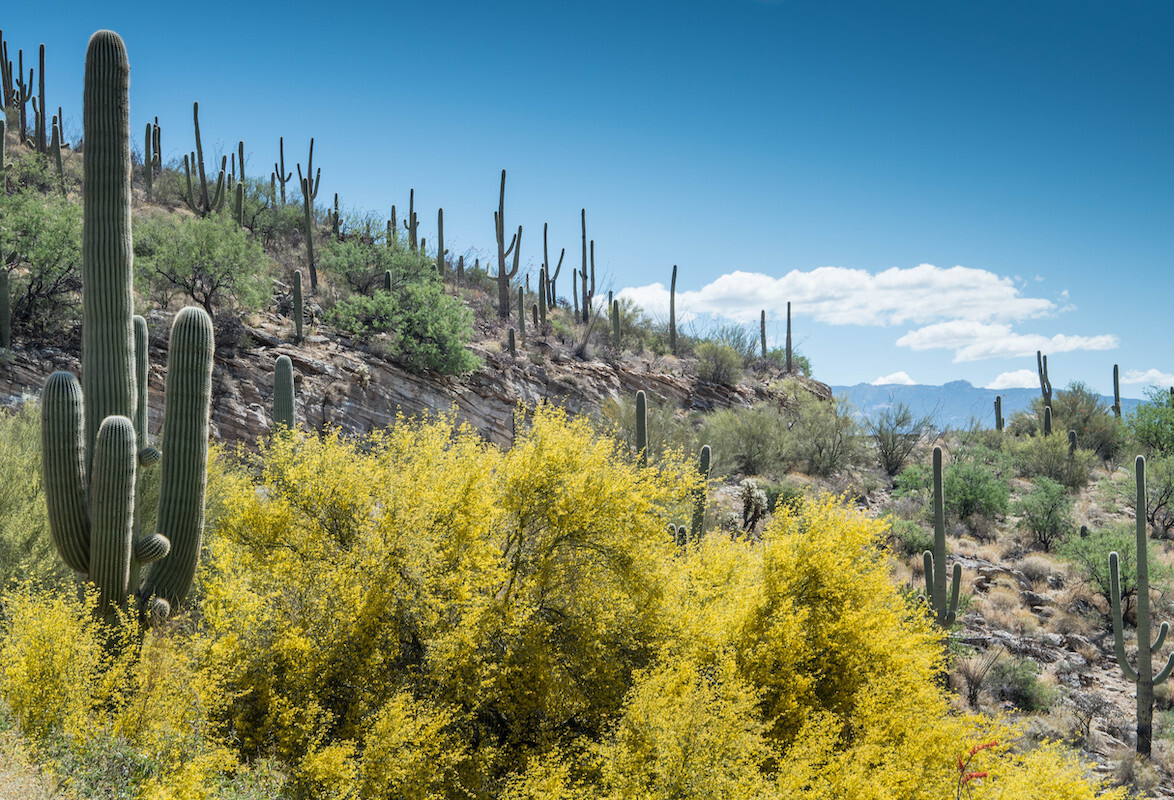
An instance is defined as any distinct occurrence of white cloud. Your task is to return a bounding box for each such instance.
[1122,369,1174,386]
[985,370,1040,389]
[872,371,916,385]
[616,263,1116,363]
[617,263,1055,327]
[896,321,1118,362]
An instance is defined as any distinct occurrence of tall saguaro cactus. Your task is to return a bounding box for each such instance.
[1113,364,1122,419]
[690,444,711,541]
[1110,456,1174,757]
[669,264,678,356]
[494,170,520,319]
[1037,350,1052,407]
[42,31,214,621]
[994,395,1004,432]
[182,101,226,217]
[273,355,295,429]
[635,390,647,468]
[924,446,961,628]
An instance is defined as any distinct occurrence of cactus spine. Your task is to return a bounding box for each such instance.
[42,31,213,621]
[635,390,647,468]
[1110,456,1174,756]
[274,355,295,429]
[669,264,677,356]
[924,446,961,628]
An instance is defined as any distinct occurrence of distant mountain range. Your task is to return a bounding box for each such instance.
[829,380,1142,430]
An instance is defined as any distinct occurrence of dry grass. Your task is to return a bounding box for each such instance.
[0,728,59,800]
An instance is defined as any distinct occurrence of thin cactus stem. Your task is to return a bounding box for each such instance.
[143,121,153,197]
[237,140,245,185]
[994,395,1003,432]
[517,286,526,340]
[669,264,678,356]
[760,309,767,358]
[507,327,516,358]
[1114,364,1122,418]
[274,136,291,205]
[1037,350,1052,407]
[437,207,446,278]
[36,44,46,153]
[543,223,563,307]
[302,175,318,292]
[538,268,547,328]
[1043,405,1052,436]
[635,390,647,468]
[292,270,303,341]
[580,209,590,323]
[494,171,520,318]
[612,298,621,347]
[785,301,793,373]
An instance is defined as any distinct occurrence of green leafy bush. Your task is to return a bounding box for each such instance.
[597,392,697,465]
[1014,477,1074,551]
[788,393,864,477]
[329,290,397,340]
[866,401,933,476]
[133,211,270,321]
[1126,455,1174,537]
[703,403,790,477]
[1035,382,1126,463]
[989,658,1060,712]
[1005,433,1096,488]
[886,515,934,558]
[694,341,743,385]
[1060,523,1170,619]
[1130,387,1174,457]
[0,186,82,336]
[318,235,433,295]
[894,458,1009,522]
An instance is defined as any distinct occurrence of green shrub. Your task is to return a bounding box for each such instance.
[329,291,398,340]
[866,402,933,476]
[703,403,790,477]
[1129,386,1174,457]
[1036,382,1126,463]
[989,658,1060,712]
[886,515,934,558]
[894,458,1009,522]
[133,211,271,321]
[1060,523,1171,620]
[694,341,743,385]
[0,404,72,592]
[788,393,864,477]
[1005,433,1096,488]
[764,347,812,376]
[0,186,82,336]
[1126,455,1174,537]
[597,392,697,465]
[319,235,433,295]
[390,281,480,375]
[1014,477,1074,552]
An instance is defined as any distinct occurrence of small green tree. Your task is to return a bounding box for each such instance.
[1127,455,1174,537]
[133,211,270,322]
[694,341,744,385]
[1130,386,1174,457]
[0,187,82,336]
[1014,477,1073,551]
[1061,523,1170,620]
[867,401,934,476]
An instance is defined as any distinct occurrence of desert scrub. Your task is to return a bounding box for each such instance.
[200,406,697,792]
[694,341,743,385]
[0,184,82,337]
[0,587,242,794]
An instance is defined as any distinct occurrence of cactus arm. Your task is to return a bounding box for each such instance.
[41,371,91,573]
[89,415,136,613]
[1109,551,1141,682]
[140,307,214,612]
[1155,651,1174,686]
[1153,621,1169,654]
[946,562,962,625]
[182,154,197,213]
[210,156,227,212]
[922,551,934,603]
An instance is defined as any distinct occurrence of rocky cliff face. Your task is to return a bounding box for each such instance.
[0,312,830,448]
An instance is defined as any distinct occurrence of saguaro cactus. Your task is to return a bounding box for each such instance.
[182,101,226,217]
[1037,350,1052,407]
[994,395,1003,432]
[760,309,767,358]
[0,268,10,349]
[785,301,793,373]
[1110,456,1174,756]
[1113,364,1122,419]
[690,444,711,541]
[1043,405,1052,437]
[612,299,621,347]
[923,446,961,628]
[42,31,213,621]
[274,355,295,429]
[494,171,520,319]
[669,264,678,356]
[635,390,647,468]
[292,270,304,341]
[542,223,563,308]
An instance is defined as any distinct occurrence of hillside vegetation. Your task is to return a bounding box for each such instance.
[2,27,1173,800]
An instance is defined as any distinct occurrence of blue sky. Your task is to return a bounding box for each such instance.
[5,0,1171,396]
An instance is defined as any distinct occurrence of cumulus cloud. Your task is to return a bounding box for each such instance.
[616,263,1116,364]
[617,264,1054,327]
[896,321,1118,362]
[1122,368,1174,386]
[985,370,1040,389]
[872,371,916,385]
